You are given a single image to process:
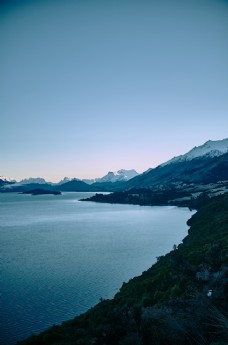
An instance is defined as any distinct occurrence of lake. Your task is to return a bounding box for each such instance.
[0,192,193,344]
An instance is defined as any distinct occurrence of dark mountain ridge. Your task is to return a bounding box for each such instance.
[1,139,228,193]
[0,179,102,193]
[56,179,98,192]
[123,151,228,190]
[0,178,14,188]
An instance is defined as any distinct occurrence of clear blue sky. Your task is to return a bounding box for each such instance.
[1,0,228,182]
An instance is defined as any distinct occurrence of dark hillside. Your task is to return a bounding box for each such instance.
[57,179,95,192]
[81,188,192,207]
[19,194,228,345]
[124,152,228,189]
[0,179,15,188]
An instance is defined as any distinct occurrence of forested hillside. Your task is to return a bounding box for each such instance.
[19,194,228,345]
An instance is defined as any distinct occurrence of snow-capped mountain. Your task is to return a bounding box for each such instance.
[2,177,50,189]
[18,177,48,185]
[116,169,139,180]
[161,138,228,167]
[0,176,14,182]
[124,138,228,190]
[0,176,16,187]
[83,169,139,184]
[57,177,78,185]
[98,171,121,183]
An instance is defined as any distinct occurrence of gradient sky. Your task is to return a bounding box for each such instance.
[1,0,228,182]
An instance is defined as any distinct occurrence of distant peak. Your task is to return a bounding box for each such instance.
[19,177,47,185]
[83,169,139,184]
[0,175,14,182]
[58,177,80,185]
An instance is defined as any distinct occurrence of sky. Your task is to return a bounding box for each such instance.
[1,0,228,182]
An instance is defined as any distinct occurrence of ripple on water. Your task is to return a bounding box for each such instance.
[0,192,192,345]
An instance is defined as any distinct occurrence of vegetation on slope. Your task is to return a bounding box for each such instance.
[81,188,192,207]
[19,194,228,345]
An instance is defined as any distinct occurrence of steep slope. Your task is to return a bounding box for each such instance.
[86,139,228,192]
[124,151,228,190]
[19,194,228,345]
[162,138,228,166]
[0,177,15,188]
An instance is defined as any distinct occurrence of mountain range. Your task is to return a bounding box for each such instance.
[124,139,228,190]
[83,169,139,184]
[1,138,228,193]
[15,140,228,345]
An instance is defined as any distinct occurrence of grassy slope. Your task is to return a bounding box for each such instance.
[19,195,228,345]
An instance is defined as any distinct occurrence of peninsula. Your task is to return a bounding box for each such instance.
[21,189,61,196]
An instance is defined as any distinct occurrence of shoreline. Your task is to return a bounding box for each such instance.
[19,194,228,345]
[1,193,190,345]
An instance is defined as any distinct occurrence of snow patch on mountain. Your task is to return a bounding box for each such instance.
[57,177,79,185]
[95,169,139,183]
[161,139,228,167]
[83,169,139,184]
[82,179,96,185]
[18,178,48,185]
[0,176,14,182]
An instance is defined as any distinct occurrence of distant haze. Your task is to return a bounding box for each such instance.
[1,0,228,182]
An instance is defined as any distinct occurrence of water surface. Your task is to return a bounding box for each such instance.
[0,192,192,344]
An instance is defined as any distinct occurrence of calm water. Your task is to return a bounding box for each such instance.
[0,192,192,344]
